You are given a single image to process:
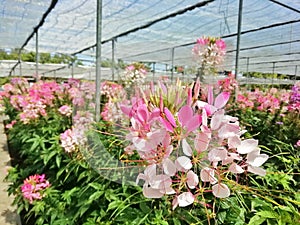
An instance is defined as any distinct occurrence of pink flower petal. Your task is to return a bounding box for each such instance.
[164,107,176,127]
[172,196,179,210]
[137,104,149,123]
[214,92,230,109]
[195,132,210,152]
[178,105,193,127]
[207,86,214,105]
[149,107,160,122]
[120,105,131,117]
[161,133,171,148]
[212,183,230,198]
[186,115,202,133]
[159,117,174,132]
[210,109,224,130]
[177,192,195,207]
[159,81,167,94]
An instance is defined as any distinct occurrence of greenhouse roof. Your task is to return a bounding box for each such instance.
[0,0,300,77]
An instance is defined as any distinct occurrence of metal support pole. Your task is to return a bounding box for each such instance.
[171,48,175,82]
[246,57,249,86]
[272,62,275,86]
[152,62,156,81]
[95,0,103,121]
[112,38,116,81]
[35,29,39,79]
[117,59,121,81]
[234,0,243,79]
[71,61,74,78]
[295,65,298,83]
[19,51,22,76]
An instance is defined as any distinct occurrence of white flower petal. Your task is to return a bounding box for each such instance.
[143,187,164,198]
[187,170,199,189]
[229,163,244,174]
[247,151,269,167]
[208,148,227,162]
[175,156,192,172]
[144,164,157,177]
[248,165,267,176]
[177,192,195,207]
[172,196,179,210]
[228,135,241,149]
[182,139,192,156]
[163,158,176,176]
[237,139,258,154]
[212,183,230,198]
[200,167,217,184]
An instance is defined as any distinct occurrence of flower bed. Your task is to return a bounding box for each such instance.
[0,38,299,224]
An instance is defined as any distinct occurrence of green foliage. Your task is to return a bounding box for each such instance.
[3,81,300,224]
[0,48,82,65]
[243,71,288,79]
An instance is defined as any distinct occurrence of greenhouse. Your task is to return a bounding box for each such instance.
[0,0,299,224]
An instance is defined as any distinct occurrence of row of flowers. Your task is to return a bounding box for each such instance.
[0,36,299,224]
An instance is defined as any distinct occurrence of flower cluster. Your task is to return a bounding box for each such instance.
[67,81,95,108]
[100,81,127,122]
[121,80,268,209]
[0,78,93,124]
[217,72,238,93]
[2,80,65,124]
[5,120,16,129]
[236,88,290,113]
[192,36,226,75]
[121,63,147,88]
[288,82,300,112]
[60,111,94,153]
[58,105,72,117]
[101,81,124,100]
[21,174,50,204]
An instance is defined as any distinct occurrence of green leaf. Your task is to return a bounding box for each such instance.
[43,150,57,165]
[257,210,278,219]
[56,155,61,168]
[248,215,266,225]
[88,191,104,201]
[139,202,151,214]
[172,218,181,225]
[88,182,103,190]
[107,200,123,211]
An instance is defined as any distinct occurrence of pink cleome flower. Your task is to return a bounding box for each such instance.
[121,79,269,209]
[21,174,50,204]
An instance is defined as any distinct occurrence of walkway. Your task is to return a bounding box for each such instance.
[0,116,21,225]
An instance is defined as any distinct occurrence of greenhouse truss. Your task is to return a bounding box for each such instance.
[0,0,299,80]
